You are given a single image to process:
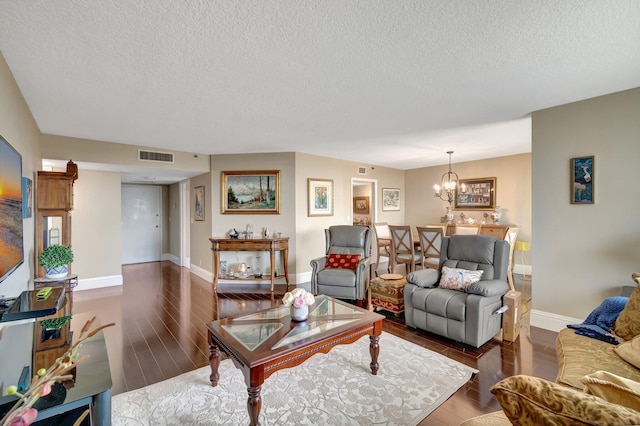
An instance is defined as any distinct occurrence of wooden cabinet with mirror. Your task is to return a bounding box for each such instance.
[36,160,77,277]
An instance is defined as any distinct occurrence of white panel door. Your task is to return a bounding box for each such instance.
[121,185,161,264]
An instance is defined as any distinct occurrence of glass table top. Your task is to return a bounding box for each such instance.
[219,296,365,352]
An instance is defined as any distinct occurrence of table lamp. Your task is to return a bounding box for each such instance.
[514,241,531,281]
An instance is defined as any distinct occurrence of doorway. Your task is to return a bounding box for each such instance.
[121,184,162,264]
[351,178,377,225]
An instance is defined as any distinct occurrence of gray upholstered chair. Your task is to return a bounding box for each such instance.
[404,234,510,347]
[310,225,371,306]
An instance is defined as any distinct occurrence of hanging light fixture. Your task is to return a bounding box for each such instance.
[434,151,466,207]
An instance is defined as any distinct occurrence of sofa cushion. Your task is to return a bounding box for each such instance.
[556,328,640,390]
[615,334,640,369]
[581,370,640,412]
[438,266,483,291]
[326,253,361,269]
[491,375,640,425]
[615,285,640,341]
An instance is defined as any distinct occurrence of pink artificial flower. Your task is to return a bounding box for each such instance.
[39,382,52,397]
[10,407,38,426]
[293,296,305,308]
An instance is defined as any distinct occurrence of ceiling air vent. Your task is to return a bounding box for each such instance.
[138,149,175,164]
[357,166,367,175]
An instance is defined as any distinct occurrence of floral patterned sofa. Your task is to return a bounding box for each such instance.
[462,273,640,425]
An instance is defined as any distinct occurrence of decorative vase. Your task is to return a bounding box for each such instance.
[291,304,309,322]
[491,206,501,223]
[45,265,69,279]
[445,207,454,223]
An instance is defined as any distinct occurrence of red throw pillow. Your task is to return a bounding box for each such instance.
[326,253,361,269]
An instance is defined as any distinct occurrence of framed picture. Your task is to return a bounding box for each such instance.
[382,188,400,211]
[454,177,496,210]
[307,178,334,217]
[570,156,594,204]
[22,176,32,219]
[194,185,205,221]
[222,170,280,214]
[353,196,370,214]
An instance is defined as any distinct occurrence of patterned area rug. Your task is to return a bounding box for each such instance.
[112,332,478,425]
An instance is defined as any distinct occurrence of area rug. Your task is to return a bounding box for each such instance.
[112,332,478,425]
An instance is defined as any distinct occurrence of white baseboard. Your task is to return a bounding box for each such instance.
[190,264,214,283]
[162,253,181,266]
[530,309,581,332]
[76,275,123,291]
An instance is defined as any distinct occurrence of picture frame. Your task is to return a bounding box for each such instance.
[382,188,400,211]
[222,170,280,214]
[353,196,370,214]
[454,177,496,210]
[307,178,334,217]
[194,185,205,221]
[22,176,32,219]
[570,156,594,204]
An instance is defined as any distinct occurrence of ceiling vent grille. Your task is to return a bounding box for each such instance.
[138,149,175,163]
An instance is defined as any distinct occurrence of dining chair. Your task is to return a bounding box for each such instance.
[388,225,422,274]
[372,222,391,276]
[416,226,445,270]
[504,227,520,291]
[454,224,480,235]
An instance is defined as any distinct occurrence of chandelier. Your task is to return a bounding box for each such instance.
[433,151,466,207]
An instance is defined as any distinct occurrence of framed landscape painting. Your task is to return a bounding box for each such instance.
[307,178,333,217]
[570,156,594,204]
[454,177,496,210]
[222,170,280,214]
[382,188,400,211]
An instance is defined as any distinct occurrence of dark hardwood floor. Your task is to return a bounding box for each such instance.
[74,262,558,425]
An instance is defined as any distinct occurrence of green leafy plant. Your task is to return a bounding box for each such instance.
[38,245,74,268]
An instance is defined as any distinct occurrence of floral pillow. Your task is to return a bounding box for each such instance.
[439,266,483,291]
[326,253,361,269]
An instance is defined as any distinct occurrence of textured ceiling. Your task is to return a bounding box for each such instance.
[1,1,640,175]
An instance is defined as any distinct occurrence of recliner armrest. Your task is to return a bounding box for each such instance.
[310,256,328,271]
[466,279,509,297]
[407,269,439,288]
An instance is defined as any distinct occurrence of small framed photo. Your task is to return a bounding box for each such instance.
[222,170,280,214]
[353,196,370,214]
[454,178,496,210]
[570,156,594,204]
[307,178,334,217]
[382,188,400,211]
[194,185,205,221]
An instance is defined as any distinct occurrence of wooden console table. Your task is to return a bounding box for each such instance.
[209,237,290,292]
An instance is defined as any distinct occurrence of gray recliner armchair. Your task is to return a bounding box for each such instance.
[404,234,510,347]
[310,225,371,306]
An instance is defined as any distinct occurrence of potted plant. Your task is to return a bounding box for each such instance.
[39,244,74,279]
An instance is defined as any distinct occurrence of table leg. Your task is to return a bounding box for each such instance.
[269,250,276,292]
[283,247,290,291]
[209,341,220,386]
[213,251,220,291]
[247,386,262,426]
[369,334,380,375]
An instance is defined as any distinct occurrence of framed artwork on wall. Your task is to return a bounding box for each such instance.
[22,176,32,219]
[353,196,370,214]
[570,156,594,204]
[382,188,400,211]
[307,178,334,217]
[221,170,281,214]
[194,185,205,221]
[454,177,496,210]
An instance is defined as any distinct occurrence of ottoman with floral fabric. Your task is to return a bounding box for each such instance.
[370,274,406,316]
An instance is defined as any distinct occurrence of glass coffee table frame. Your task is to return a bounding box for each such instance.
[207,295,384,426]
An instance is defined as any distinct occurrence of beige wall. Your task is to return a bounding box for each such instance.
[190,172,212,271]
[72,170,122,279]
[0,53,41,295]
[405,153,532,243]
[295,153,405,280]
[40,134,210,173]
[532,87,640,320]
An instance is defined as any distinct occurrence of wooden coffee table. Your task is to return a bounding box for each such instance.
[207,295,384,426]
